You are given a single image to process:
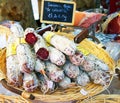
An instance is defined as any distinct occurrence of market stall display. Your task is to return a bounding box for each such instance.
[0,23,115,102]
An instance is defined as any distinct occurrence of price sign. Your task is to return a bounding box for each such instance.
[40,0,76,25]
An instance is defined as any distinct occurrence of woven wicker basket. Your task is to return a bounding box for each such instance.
[77,94,120,103]
[0,25,115,102]
[0,94,30,103]
[117,59,120,67]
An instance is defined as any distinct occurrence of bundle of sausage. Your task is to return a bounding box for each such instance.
[5,24,111,94]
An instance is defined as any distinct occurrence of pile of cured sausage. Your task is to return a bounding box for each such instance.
[6,22,110,94]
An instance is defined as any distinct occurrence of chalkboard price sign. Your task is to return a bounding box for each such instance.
[40,0,76,25]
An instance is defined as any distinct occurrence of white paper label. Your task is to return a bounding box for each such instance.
[80,89,88,95]
[47,81,53,89]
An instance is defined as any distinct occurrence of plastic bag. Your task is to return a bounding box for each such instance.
[105,42,120,62]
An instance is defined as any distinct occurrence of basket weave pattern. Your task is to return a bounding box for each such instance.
[0,94,30,103]
[78,94,120,103]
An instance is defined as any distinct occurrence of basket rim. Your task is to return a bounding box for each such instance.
[79,94,120,103]
[0,94,30,103]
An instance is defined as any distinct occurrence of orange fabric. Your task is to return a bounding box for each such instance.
[74,11,86,26]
